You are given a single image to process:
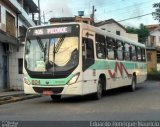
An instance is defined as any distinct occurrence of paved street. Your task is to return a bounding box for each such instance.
[0,81,160,121]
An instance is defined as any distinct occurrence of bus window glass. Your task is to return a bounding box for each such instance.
[25,37,79,72]
[137,47,142,61]
[116,40,123,60]
[142,48,146,62]
[82,38,94,71]
[131,45,137,61]
[124,43,130,61]
[106,37,115,59]
[86,39,94,59]
[96,34,106,59]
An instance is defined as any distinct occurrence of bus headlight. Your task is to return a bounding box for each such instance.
[68,73,80,85]
[32,80,40,85]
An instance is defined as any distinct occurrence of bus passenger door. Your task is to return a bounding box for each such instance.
[82,31,96,94]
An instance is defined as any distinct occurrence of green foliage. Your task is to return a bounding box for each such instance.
[152,2,160,23]
[126,24,150,44]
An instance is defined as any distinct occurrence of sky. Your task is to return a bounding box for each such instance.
[33,0,160,27]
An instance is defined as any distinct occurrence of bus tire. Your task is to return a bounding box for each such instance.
[50,95,61,101]
[94,78,102,100]
[129,76,136,92]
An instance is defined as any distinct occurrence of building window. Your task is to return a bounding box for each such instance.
[116,31,120,35]
[19,26,27,42]
[18,58,23,74]
[6,11,16,37]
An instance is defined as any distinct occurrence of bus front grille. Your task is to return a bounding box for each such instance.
[33,87,64,94]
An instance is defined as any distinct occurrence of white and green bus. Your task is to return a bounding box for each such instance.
[23,22,147,100]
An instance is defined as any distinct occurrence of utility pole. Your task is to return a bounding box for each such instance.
[91,5,96,25]
[43,11,45,24]
[38,0,41,25]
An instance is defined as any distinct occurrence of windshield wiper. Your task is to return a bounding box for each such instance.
[36,37,48,61]
[51,35,65,68]
[55,35,65,53]
[36,37,45,52]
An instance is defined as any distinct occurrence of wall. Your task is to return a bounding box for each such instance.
[0,44,5,90]
[9,13,32,90]
[147,50,157,73]
[98,23,126,36]
[0,0,36,90]
[9,45,24,90]
[9,0,35,26]
[126,33,138,42]
[150,30,160,47]
[0,1,17,36]
[98,22,138,42]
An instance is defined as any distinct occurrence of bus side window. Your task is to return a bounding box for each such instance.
[96,34,106,59]
[142,48,146,62]
[106,37,115,60]
[137,47,142,62]
[124,43,130,61]
[116,40,124,60]
[82,37,95,71]
[131,45,137,61]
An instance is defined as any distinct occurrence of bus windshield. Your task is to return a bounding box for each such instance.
[25,36,79,73]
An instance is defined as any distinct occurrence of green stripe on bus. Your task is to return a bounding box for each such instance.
[89,60,147,70]
[26,74,74,86]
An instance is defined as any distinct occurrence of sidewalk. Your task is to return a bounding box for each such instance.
[0,90,41,105]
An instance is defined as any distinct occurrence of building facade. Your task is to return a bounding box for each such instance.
[146,24,160,72]
[0,0,39,90]
[50,16,93,25]
[95,19,138,42]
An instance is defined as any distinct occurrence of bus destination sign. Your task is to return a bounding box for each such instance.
[32,26,72,36]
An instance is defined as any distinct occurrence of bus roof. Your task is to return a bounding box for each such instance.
[29,22,145,48]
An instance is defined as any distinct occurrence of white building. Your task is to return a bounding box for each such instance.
[0,0,39,90]
[147,26,160,48]
[146,24,160,71]
[95,19,138,42]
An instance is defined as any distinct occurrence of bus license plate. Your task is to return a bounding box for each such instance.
[43,91,53,96]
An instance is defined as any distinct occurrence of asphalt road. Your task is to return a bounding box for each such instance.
[0,81,160,121]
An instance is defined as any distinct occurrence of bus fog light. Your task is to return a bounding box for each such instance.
[68,73,80,85]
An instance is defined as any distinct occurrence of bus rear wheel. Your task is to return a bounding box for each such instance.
[94,78,102,100]
[50,95,61,101]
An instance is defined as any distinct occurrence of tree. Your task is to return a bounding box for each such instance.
[152,2,160,23]
[126,24,149,44]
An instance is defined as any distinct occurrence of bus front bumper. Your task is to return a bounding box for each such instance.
[24,81,83,96]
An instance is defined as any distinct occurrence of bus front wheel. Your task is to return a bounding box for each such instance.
[129,76,136,92]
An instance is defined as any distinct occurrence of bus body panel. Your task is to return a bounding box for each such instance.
[23,22,147,97]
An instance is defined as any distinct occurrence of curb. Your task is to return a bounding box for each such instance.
[0,94,41,105]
